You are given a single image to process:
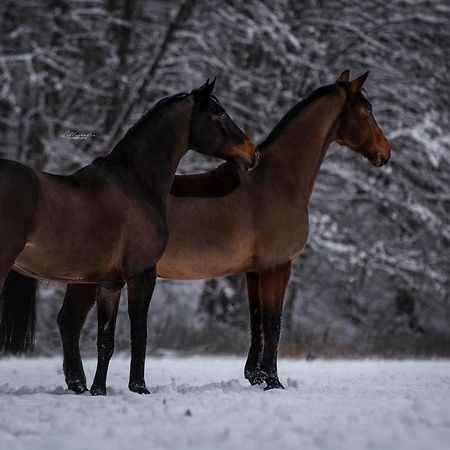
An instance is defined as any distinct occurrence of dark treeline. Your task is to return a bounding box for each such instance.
[0,0,449,356]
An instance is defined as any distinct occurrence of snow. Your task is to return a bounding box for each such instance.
[0,357,449,450]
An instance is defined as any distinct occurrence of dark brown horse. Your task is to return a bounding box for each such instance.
[0,79,257,395]
[3,71,390,391]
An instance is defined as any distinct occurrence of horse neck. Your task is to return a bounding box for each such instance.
[260,91,346,202]
[105,101,192,201]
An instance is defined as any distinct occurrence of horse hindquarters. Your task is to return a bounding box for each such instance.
[0,161,38,258]
[0,161,39,353]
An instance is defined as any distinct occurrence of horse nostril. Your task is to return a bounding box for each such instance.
[378,152,390,167]
[253,150,260,165]
[247,150,260,171]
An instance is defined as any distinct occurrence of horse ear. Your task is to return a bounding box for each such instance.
[337,70,350,82]
[192,77,216,103]
[208,77,216,93]
[350,71,369,93]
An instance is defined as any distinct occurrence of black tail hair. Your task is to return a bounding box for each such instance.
[0,271,37,355]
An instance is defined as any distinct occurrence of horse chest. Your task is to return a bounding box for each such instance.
[254,203,309,268]
[118,202,168,276]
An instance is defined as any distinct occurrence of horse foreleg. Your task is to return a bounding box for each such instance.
[244,271,264,385]
[259,261,292,390]
[126,268,156,394]
[90,282,123,396]
[57,284,97,394]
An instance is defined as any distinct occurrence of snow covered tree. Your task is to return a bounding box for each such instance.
[0,0,448,355]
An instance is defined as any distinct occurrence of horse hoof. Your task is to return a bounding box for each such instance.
[129,382,150,394]
[67,380,88,395]
[90,385,107,396]
[245,371,266,386]
[264,379,285,391]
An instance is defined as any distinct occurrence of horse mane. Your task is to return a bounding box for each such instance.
[258,83,339,151]
[122,92,189,140]
[94,92,189,166]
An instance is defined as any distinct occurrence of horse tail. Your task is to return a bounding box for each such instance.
[0,271,38,355]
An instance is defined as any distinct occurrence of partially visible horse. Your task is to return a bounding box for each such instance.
[0,79,258,395]
[163,70,391,389]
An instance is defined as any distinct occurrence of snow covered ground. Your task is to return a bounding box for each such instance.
[0,357,449,450]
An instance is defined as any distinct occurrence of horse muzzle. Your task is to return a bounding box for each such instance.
[369,141,391,167]
[245,149,260,172]
[232,140,259,172]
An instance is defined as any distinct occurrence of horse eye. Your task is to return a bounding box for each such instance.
[219,111,226,120]
[366,105,372,113]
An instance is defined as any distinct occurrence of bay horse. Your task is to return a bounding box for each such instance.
[3,70,390,391]
[0,79,258,395]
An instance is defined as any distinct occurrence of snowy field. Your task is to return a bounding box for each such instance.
[0,357,449,450]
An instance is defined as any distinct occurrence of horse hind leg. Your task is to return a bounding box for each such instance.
[258,261,292,390]
[90,282,124,396]
[57,284,97,394]
[0,236,26,283]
